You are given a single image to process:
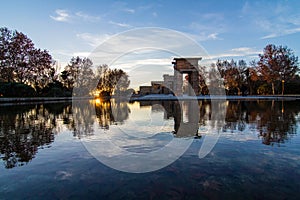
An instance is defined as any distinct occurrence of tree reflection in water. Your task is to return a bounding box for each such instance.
[224,100,300,146]
[0,99,299,169]
[0,103,73,168]
[136,100,300,145]
[94,98,130,130]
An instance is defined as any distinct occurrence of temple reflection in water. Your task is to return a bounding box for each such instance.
[0,99,300,168]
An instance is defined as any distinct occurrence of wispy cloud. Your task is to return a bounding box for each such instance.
[261,27,300,39]
[109,21,132,28]
[123,8,135,14]
[241,1,300,39]
[50,9,100,23]
[230,47,261,56]
[73,51,91,57]
[188,32,221,41]
[111,1,135,14]
[187,13,226,42]
[76,33,112,47]
[189,20,225,33]
[203,47,261,62]
[52,49,91,58]
[75,11,100,22]
[50,9,70,22]
[113,58,174,89]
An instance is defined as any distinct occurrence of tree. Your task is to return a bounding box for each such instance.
[60,57,97,96]
[247,60,260,95]
[208,63,224,95]
[9,31,35,83]
[216,59,248,95]
[96,65,130,97]
[237,59,248,95]
[29,49,53,90]
[0,28,14,82]
[0,27,53,90]
[60,57,81,89]
[258,44,298,95]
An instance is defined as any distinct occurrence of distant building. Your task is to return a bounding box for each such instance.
[163,74,174,92]
[151,81,164,94]
[139,86,152,95]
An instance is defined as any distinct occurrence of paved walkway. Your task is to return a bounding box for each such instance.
[1,95,300,104]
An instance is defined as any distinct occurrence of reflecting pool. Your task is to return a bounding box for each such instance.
[0,99,300,199]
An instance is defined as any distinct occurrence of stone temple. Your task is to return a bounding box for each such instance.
[139,57,201,96]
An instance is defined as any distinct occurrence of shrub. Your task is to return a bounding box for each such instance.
[257,84,271,95]
[0,82,36,97]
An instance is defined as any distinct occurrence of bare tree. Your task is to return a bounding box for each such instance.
[61,56,96,96]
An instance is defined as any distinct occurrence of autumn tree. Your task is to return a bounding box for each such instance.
[247,60,260,95]
[258,44,298,95]
[0,27,53,91]
[216,59,248,95]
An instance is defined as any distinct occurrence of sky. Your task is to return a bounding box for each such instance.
[1,0,300,88]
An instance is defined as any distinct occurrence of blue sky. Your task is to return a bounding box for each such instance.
[1,0,300,87]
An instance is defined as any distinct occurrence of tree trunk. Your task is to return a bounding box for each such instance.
[272,82,275,95]
[237,87,241,96]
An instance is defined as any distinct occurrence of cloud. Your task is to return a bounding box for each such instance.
[51,50,92,69]
[241,1,300,39]
[76,33,112,47]
[75,11,100,22]
[258,16,300,39]
[189,12,225,30]
[50,9,70,22]
[207,33,219,40]
[113,58,172,71]
[187,14,226,42]
[203,47,261,62]
[73,51,91,57]
[241,1,250,14]
[109,21,132,28]
[123,8,135,14]
[201,13,224,21]
[261,27,300,39]
[231,47,257,53]
[111,2,135,14]
[50,9,100,23]
[188,32,221,41]
[113,58,174,90]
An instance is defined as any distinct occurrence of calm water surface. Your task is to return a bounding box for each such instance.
[0,99,300,199]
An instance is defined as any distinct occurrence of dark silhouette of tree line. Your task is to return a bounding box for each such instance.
[0,27,130,97]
